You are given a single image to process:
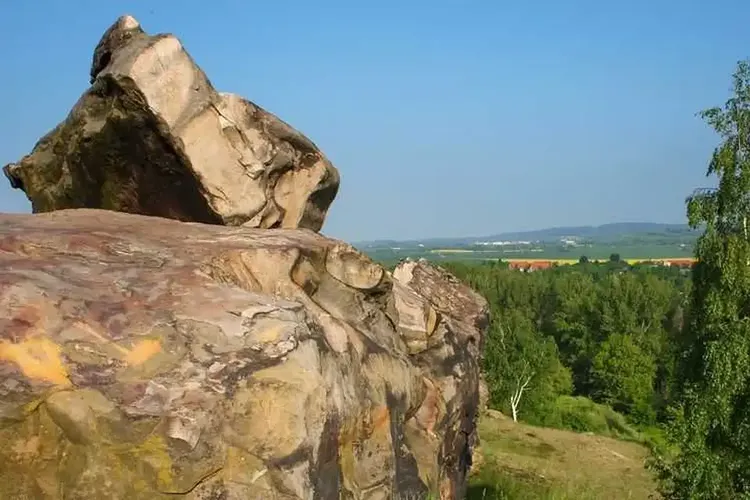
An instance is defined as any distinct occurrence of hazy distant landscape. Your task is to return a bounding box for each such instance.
[357,222,699,264]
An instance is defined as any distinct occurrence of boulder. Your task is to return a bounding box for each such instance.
[0,209,488,499]
[3,15,339,231]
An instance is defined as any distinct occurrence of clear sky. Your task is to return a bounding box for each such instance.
[1,1,748,242]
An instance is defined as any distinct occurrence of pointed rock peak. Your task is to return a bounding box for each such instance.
[117,14,140,30]
[90,14,145,83]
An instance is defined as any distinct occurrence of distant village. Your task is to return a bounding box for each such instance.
[505,258,696,272]
[465,235,694,271]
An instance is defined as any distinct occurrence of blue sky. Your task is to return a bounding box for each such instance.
[1,1,748,241]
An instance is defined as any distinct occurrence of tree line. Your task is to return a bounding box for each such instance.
[445,259,689,429]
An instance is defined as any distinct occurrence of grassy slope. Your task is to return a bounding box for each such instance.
[468,413,657,499]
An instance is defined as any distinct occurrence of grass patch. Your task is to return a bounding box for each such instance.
[547,395,641,441]
[469,412,657,499]
[468,463,600,500]
[537,396,675,458]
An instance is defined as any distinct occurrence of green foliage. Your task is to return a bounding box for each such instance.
[658,59,750,499]
[445,260,688,429]
[546,395,641,441]
[590,333,656,423]
[457,262,573,422]
[640,425,675,458]
[483,314,573,423]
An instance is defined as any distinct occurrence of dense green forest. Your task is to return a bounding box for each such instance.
[444,260,688,436]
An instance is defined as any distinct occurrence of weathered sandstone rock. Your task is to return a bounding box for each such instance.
[0,209,487,499]
[392,260,490,495]
[3,15,339,231]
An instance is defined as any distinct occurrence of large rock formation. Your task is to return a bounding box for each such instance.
[0,210,488,499]
[3,15,339,231]
[0,14,490,500]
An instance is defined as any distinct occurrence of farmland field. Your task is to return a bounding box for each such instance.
[355,222,699,266]
[361,243,695,266]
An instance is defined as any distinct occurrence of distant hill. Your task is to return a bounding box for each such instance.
[480,222,698,243]
[357,222,699,248]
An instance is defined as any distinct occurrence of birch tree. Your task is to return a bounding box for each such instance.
[658,59,750,499]
[510,361,534,422]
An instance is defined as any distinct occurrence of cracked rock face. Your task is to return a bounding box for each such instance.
[0,209,488,499]
[0,14,489,500]
[3,15,339,231]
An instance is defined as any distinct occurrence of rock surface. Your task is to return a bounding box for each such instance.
[0,209,488,499]
[3,15,339,231]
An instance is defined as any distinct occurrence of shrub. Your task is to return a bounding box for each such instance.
[547,395,640,441]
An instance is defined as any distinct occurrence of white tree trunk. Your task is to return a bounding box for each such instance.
[509,365,533,423]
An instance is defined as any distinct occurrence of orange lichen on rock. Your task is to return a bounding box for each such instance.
[0,337,71,386]
[124,338,162,366]
[72,320,162,366]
